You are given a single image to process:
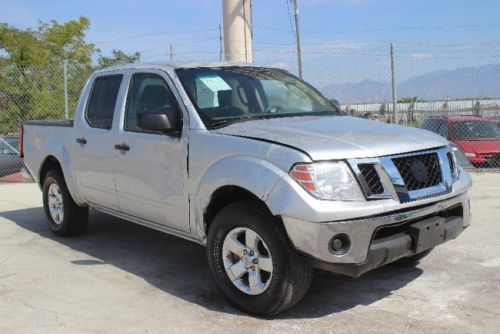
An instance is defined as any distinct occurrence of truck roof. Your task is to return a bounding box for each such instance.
[95,61,256,74]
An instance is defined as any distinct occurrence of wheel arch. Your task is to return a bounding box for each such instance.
[204,185,272,235]
[38,154,87,207]
[39,155,63,187]
[192,156,287,242]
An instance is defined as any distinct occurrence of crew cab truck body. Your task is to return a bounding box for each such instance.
[23,63,472,315]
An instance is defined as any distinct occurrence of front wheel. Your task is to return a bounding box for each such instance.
[42,170,88,236]
[207,200,313,316]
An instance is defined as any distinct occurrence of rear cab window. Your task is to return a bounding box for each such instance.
[86,75,123,129]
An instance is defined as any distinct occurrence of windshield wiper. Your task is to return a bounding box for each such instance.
[209,111,338,129]
[209,117,254,129]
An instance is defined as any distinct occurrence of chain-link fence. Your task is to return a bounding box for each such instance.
[0,62,93,180]
[1,43,500,179]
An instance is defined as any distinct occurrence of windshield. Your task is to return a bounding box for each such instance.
[451,121,500,140]
[176,67,340,128]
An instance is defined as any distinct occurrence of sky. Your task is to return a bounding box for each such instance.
[1,0,500,86]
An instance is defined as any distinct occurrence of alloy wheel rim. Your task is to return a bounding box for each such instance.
[48,183,64,225]
[222,227,273,295]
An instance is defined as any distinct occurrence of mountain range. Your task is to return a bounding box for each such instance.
[321,63,500,103]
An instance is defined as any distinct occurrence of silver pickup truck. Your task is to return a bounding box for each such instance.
[22,63,472,315]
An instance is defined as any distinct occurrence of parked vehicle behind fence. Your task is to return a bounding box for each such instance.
[22,63,472,315]
[421,116,500,168]
[0,134,24,178]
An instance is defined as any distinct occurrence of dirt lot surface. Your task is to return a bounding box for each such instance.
[1,173,499,333]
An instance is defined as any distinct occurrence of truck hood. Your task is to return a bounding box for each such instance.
[214,116,448,160]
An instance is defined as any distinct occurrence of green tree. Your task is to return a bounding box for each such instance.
[398,96,425,103]
[0,17,140,133]
[97,49,141,69]
[0,17,96,131]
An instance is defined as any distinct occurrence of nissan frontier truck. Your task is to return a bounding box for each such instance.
[22,63,471,315]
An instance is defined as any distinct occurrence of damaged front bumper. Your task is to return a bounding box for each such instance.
[308,212,467,277]
[281,191,471,277]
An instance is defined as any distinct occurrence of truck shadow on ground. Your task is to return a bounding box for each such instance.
[1,207,423,319]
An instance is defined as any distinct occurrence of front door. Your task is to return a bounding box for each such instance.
[114,71,190,232]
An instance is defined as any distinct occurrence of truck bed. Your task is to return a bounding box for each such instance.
[22,120,75,183]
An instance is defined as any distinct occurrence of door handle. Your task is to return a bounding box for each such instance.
[76,137,87,145]
[114,143,130,151]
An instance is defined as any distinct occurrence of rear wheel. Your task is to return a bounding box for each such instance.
[42,170,88,236]
[207,200,313,316]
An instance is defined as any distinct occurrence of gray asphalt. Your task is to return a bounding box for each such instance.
[0,174,499,333]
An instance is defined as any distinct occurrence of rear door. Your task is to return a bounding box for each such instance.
[72,74,125,210]
[113,70,190,232]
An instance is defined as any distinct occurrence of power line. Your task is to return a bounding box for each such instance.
[138,37,219,54]
[93,28,219,44]
[254,23,500,35]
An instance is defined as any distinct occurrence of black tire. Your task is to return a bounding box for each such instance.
[42,170,88,236]
[207,200,313,316]
[393,248,434,266]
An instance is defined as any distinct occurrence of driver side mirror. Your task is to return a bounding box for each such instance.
[137,110,180,134]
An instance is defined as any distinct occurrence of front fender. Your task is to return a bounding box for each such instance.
[193,155,287,240]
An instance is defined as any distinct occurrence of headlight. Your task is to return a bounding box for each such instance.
[449,146,461,181]
[289,162,365,201]
[464,152,476,158]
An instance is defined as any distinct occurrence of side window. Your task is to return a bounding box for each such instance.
[421,118,440,133]
[86,75,123,129]
[125,73,180,133]
[0,138,17,155]
[437,121,448,138]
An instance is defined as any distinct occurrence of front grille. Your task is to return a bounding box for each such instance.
[392,152,442,191]
[358,164,384,194]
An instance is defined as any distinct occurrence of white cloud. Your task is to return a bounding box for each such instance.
[410,53,432,60]
[304,41,366,53]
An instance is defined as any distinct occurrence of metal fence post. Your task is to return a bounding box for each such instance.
[390,43,398,124]
[63,59,69,119]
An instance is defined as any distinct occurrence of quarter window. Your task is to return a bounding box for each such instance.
[86,75,123,129]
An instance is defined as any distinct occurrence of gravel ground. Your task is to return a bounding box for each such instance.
[0,173,499,333]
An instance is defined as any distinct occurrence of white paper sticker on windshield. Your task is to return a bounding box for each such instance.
[198,75,231,92]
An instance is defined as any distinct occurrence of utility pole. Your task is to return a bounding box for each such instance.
[169,44,173,62]
[63,59,68,119]
[292,0,303,79]
[390,43,398,124]
[219,24,223,61]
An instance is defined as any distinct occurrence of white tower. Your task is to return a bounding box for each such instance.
[222,0,253,63]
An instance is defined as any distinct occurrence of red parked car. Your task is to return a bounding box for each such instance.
[421,116,500,167]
